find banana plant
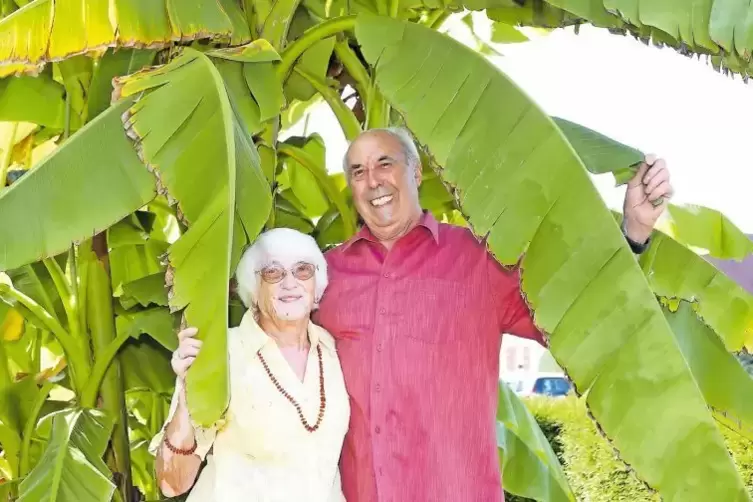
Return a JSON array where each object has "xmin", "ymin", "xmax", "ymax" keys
[{"xmin": 0, "ymin": 1, "xmax": 752, "ymax": 501}]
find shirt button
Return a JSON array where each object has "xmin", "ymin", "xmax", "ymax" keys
[
  {"xmin": 375, "ymin": 383, "xmax": 382, "ymax": 392},
  {"xmin": 379, "ymin": 307, "xmax": 386, "ymax": 315},
  {"xmin": 376, "ymin": 343, "xmax": 383, "ymax": 352},
  {"xmin": 383, "ymin": 272, "xmax": 390, "ymax": 278},
  {"xmin": 375, "ymin": 426, "xmax": 381, "ymax": 434}
]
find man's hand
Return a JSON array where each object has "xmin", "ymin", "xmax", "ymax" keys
[{"xmin": 622, "ymin": 154, "xmax": 673, "ymax": 244}]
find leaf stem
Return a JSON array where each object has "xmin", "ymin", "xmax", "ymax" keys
[
  {"xmin": 80, "ymin": 329, "xmax": 131, "ymax": 409},
  {"xmin": 333, "ymin": 40, "xmax": 370, "ymax": 106},
  {"xmin": 18, "ymin": 380, "xmax": 54, "ymax": 477},
  {"xmin": 293, "ymin": 67, "xmax": 362, "ymax": 140},
  {"xmin": 388, "ymin": 0, "xmax": 399, "ymax": 18},
  {"xmin": 277, "ymin": 16, "xmax": 357, "ymax": 82}
]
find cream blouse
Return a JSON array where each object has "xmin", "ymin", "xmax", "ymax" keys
[{"xmin": 150, "ymin": 312, "xmax": 350, "ymax": 502}]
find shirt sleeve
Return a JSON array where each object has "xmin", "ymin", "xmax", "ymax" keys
[
  {"xmin": 487, "ymin": 253, "xmax": 546, "ymax": 347},
  {"xmin": 148, "ymin": 378, "xmax": 219, "ymax": 461}
]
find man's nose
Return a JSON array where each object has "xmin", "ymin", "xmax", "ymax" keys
[{"xmin": 366, "ymin": 167, "xmax": 380, "ymax": 189}]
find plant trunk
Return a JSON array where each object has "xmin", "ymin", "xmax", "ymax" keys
[{"xmin": 87, "ymin": 233, "xmax": 134, "ymax": 502}]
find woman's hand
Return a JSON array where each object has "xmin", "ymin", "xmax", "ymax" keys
[{"xmin": 172, "ymin": 327, "xmax": 202, "ymax": 381}]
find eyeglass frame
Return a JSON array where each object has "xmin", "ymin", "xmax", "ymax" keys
[{"xmin": 255, "ymin": 261, "xmax": 318, "ymax": 284}]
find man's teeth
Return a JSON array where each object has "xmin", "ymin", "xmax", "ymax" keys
[{"xmin": 370, "ymin": 195, "xmax": 393, "ymax": 207}]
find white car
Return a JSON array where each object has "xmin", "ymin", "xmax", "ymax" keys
[{"xmin": 502, "ymin": 372, "xmax": 572, "ymax": 398}]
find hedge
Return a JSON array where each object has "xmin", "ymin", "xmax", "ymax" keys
[{"xmin": 505, "ymin": 396, "xmax": 753, "ymax": 501}]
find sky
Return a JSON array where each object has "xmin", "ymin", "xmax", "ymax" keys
[{"xmin": 286, "ymin": 17, "xmax": 753, "ymax": 232}]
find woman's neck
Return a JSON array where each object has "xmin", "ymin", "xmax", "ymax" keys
[{"xmin": 259, "ymin": 316, "xmax": 309, "ymax": 351}]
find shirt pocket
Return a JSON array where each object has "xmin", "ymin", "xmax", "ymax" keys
[{"xmin": 398, "ymin": 278, "xmax": 477, "ymax": 344}]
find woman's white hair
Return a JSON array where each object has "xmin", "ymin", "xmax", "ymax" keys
[{"xmin": 235, "ymin": 228, "xmax": 328, "ymax": 309}]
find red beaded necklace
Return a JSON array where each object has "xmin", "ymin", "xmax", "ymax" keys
[{"xmin": 257, "ymin": 344, "xmax": 326, "ymax": 432}]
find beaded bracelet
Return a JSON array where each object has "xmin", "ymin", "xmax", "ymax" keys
[{"xmin": 164, "ymin": 435, "xmax": 198, "ymax": 456}]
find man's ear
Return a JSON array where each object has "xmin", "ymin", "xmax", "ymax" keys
[{"xmin": 414, "ymin": 164, "xmax": 423, "ymax": 186}]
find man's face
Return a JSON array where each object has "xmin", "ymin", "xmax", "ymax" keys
[{"xmin": 345, "ymin": 131, "xmax": 422, "ymax": 241}]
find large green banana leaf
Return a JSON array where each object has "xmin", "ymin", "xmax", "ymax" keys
[
  {"xmin": 18, "ymin": 408, "xmax": 115, "ymax": 502},
  {"xmin": 665, "ymin": 301, "xmax": 753, "ymax": 441},
  {"xmin": 355, "ymin": 14, "xmax": 749, "ymax": 500},
  {"xmin": 552, "ymin": 117, "xmax": 753, "ymax": 352},
  {"xmin": 640, "ymin": 231, "xmax": 753, "ymax": 351},
  {"xmin": 497, "ymin": 381, "xmax": 575, "ymax": 502},
  {"xmin": 0, "ymin": 47, "xmax": 272, "ymax": 425},
  {"xmin": 0, "ymin": 0, "xmax": 247, "ymax": 77},
  {"xmin": 0, "ymin": 99, "xmax": 156, "ymax": 272},
  {"xmin": 113, "ymin": 48, "xmax": 272, "ymax": 426}
]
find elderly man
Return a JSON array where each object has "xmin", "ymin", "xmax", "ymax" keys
[{"xmin": 314, "ymin": 127, "xmax": 672, "ymax": 502}]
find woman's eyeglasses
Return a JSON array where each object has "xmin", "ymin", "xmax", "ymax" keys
[{"xmin": 257, "ymin": 262, "xmax": 317, "ymax": 284}]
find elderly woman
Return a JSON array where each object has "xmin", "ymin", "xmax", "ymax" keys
[{"xmin": 149, "ymin": 228, "xmax": 350, "ymax": 501}]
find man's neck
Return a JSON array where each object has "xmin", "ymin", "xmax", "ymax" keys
[
  {"xmin": 259, "ymin": 316, "xmax": 309, "ymax": 350},
  {"xmin": 373, "ymin": 210, "xmax": 423, "ymax": 250}
]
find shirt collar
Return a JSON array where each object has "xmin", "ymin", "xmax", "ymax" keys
[
  {"xmin": 236, "ymin": 310, "xmax": 336, "ymax": 357},
  {"xmin": 341, "ymin": 210, "xmax": 440, "ymax": 252}
]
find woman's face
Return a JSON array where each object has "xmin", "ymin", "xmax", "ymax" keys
[{"xmin": 256, "ymin": 260, "xmax": 316, "ymax": 323}]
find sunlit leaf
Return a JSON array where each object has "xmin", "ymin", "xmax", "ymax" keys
[
  {"xmin": 0, "ymin": 307, "xmax": 23, "ymax": 341},
  {"xmin": 114, "ymin": 48, "xmax": 271, "ymax": 426},
  {"xmin": 0, "ymin": 0, "xmax": 243, "ymax": 77}
]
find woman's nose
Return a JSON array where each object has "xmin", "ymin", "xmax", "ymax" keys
[{"xmin": 280, "ymin": 272, "xmax": 298, "ymax": 289}]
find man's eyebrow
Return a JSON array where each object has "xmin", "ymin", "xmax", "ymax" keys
[
  {"xmin": 348, "ymin": 162, "xmax": 362, "ymax": 171},
  {"xmin": 378, "ymin": 155, "xmax": 395, "ymax": 162}
]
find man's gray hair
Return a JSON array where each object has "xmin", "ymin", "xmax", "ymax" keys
[
  {"xmin": 342, "ymin": 127, "xmax": 421, "ymax": 173},
  {"xmin": 235, "ymin": 228, "xmax": 328, "ymax": 309}
]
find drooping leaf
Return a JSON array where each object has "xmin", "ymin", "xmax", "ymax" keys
[
  {"xmin": 213, "ymin": 58, "xmax": 264, "ymax": 136},
  {"xmin": 279, "ymin": 134, "xmax": 331, "ymax": 218},
  {"xmin": 86, "ymin": 48, "xmax": 157, "ymax": 120},
  {"xmin": 244, "ymin": 62, "xmax": 286, "ymax": 122},
  {"xmin": 553, "ymin": 117, "xmax": 643, "ymax": 185},
  {"xmin": 497, "ymin": 381, "xmax": 575, "ymax": 502},
  {"xmin": 0, "ymin": 0, "xmax": 244, "ymax": 77},
  {"xmin": 284, "ymin": 37, "xmax": 336, "ymax": 102},
  {"xmin": 274, "ymin": 194, "xmax": 317, "ymax": 234},
  {"xmin": 107, "ymin": 216, "xmax": 169, "ymax": 297},
  {"xmin": 663, "ymin": 204, "xmax": 753, "ymax": 261},
  {"xmin": 114, "ymin": 48, "xmax": 271, "ymax": 426},
  {"xmin": 0, "ymin": 72, "xmax": 66, "ymax": 128},
  {"xmin": 6, "ymin": 263, "xmax": 65, "ymax": 323},
  {"xmin": 356, "ymin": 15, "xmax": 749, "ymax": 500},
  {"xmin": 640, "ymin": 231, "xmax": 753, "ymax": 351},
  {"xmin": 116, "ymin": 307, "xmax": 176, "ymax": 352},
  {"xmin": 120, "ymin": 273, "xmax": 169, "ymax": 309},
  {"xmin": 18, "ymin": 408, "xmax": 115, "ymax": 502},
  {"xmin": 0, "ymin": 98, "xmax": 156, "ymax": 272},
  {"xmin": 120, "ymin": 337, "xmax": 175, "ymax": 394},
  {"xmin": 664, "ymin": 301, "xmax": 753, "ymax": 440}
]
